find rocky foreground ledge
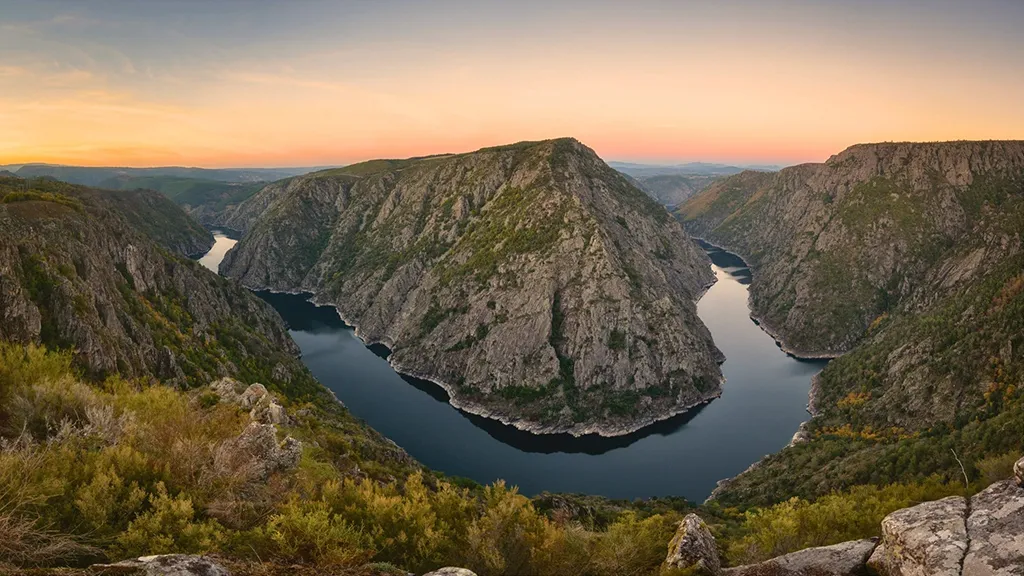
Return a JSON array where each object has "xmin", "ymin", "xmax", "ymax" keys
[{"xmin": 667, "ymin": 456, "xmax": 1024, "ymax": 576}]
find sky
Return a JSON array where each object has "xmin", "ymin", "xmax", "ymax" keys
[{"xmin": 1, "ymin": 0, "xmax": 1023, "ymax": 168}]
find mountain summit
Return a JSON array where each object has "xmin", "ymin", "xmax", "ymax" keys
[{"xmin": 221, "ymin": 138, "xmax": 724, "ymax": 436}]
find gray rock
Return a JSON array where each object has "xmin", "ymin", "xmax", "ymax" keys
[
  {"xmin": 231, "ymin": 422, "xmax": 302, "ymax": 479},
  {"xmin": 238, "ymin": 383, "xmax": 268, "ymax": 410},
  {"xmin": 963, "ymin": 479, "xmax": 1024, "ymax": 576},
  {"xmin": 867, "ymin": 495, "xmax": 967, "ymax": 576},
  {"xmin": 209, "ymin": 377, "xmax": 243, "ymax": 402},
  {"xmin": 90, "ymin": 554, "xmax": 229, "ymax": 575},
  {"xmin": 249, "ymin": 395, "xmax": 289, "ymax": 426},
  {"xmin": 724, "ymin": 538, "xmax": 876, "ymax": 576},
  {"xmin": 422, "ymin": 569, "xmax": 477, "ymax": 576},
  {"xmin": 1014, "ymin": 456, "xmax": 1023, "ymax": 487},
  {"xmin": 665, "ymin": 513, "xmax": 721, "ymax": 575}
]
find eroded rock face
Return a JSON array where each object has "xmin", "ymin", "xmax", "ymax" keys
[
  {"xmin": 0, "ymin": 179, "xmax": 300, "ymax": 387},
  {"xmin": 867, "ymin": 496, "xmax": 968, "ymax": 576},
  {"xmin": 724, "ymin": 538, "xmax": 876, "ymax": 576},
  {"xmin": 89, "ymin": 554, "xmax": 229, "ymax": 576},
  {"xmin": 665, "ymin": 513, "xmax": 721, "ymax": 575},
  {"xmin": 221, "ymin": 138, "xmax": 723, "ymax": 437},
  {"xmin": 679, "ymin": 141, "xmax": 1024, "ymax": 359},
  {"xmin": 964, "ymin": 480, "xmax": 1024, "ymax": 576},
  {"xmin": 1014, "ymin": 456, "xmax": 1023, "ymax": 487}
]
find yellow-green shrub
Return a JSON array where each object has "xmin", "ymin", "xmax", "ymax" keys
[
  {"xmin": 726, "ymin": 478, "xmax": 963, "ymax": 564},
  {"xmin": 115, "ymin": 482, "xmax": 225, "ymax": 558}
]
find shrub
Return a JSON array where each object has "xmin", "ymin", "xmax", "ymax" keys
[
  {"xmin": 726, "ymin": 478, "xmax": 963, "ymax": 564},
  {"xmin": 115, "ymin": 482, "xmax": 225, "ymax": 557},
  {"xmin": 588, "ymin": 512, "xmax": 676, "ymax": 576},
  {"xmin": 263, "ymin": 499, "xmax": 373, "ymax": 566}
]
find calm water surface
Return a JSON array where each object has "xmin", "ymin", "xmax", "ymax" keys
[{"xmin": 201, "ymin": 233, "xmax": 825, "ymax": 501}]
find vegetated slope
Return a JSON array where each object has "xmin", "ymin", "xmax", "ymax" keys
[
  {"xmin": 679, "ymin": 141, "xmax": 1024, "ymax": 357},
  {"xmin": 677, "ymin": 141, "xmax": 1024, "ymax": 506},
  {"xmin": 0, "ymin": 176, "xmax": 313, "ymax": 391},
  {"xmin": 97, "ymin": 174, "xmax": 265, "ymax": 228},
  {"xmin": 222, "ymin": 138, "xmax": 723, "ymax": 436},
  {"xmin": 632, "ymin": 174, "xmax": 721, "ymax": 208}
]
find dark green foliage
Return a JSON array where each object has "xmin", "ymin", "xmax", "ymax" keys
[{"xmin": 607, "ymin": 329, "xmax": 627, "ymax": 351}]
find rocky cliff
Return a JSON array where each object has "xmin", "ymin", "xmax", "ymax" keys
[
  {"xmin": 682, "ymin": 142, "xmax": 1024, "ymax": 506},
  {"xmin": 679, "ymin": 141, "xmax": 1024, "ymax": 357},
  {"xmin": 221, "ymin": 138, "xmax": 723, "ymax": 436},
  {"xmin": 0, "ymin": 176, "xmax": 310, "ymax": 392}
]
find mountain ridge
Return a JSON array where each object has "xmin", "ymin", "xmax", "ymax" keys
[{"xmin": 220, "ymin": 138, "xmax": 725, "ymax": 437}]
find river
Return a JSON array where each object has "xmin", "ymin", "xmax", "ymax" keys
[{"xmin": 199, "ymin": 231, "xmax": 825, "ymax": 501}]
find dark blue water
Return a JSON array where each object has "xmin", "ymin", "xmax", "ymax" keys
[{"xmin": 201, "ymin": 233, "xmax": 826, "ymax": 501}]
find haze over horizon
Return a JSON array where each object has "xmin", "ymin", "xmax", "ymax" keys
[{"xmin": 2, "ymin": 0, "xmax": 1023, "ymax": 168}]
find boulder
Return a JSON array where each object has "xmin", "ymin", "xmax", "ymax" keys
[
  {"xmin": 866, "ymin": 496, "xmax": 967, "ymax": 576},
  {"xmin": 238, "ymin": 383, "xmax": 268, "ymax": 410},
  {"xmin": 422, "ymin": 569, "xmax": 477, "ymax": 576},
  {"xmin": 723, "ymin": 538, "xmax": 877, "ymax": 576},
  {"xmin": 1014, "ymin": 456, "xmax": 1023, "ymax": 487},
  {"xmin": 90, "ymin": 554, "xmax": 229, "ymax": 575},
  {"xmin": 231, "ymin": 422, "xmax": 302, "ymax": 479},
  {"xmin": 209, "ymin": 377, "xmax": 244, "ymax": 403},
  {"xmin": 249, "ymin": 394, "xmax": 289, "ymax": 426},
  {"xmin": 665, "ymin": 513, "xmax": 721, "ymax": 575},
  {"xmin": 963, "ymin": 479, "xmax": 1024, "ymax": 576}
]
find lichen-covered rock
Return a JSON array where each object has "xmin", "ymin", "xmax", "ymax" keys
[
  {"xmin": 665, "ymin": 513, "xmax": 721, "ymax": 575},
  {"xmin": 1014, "ymin": 456, "xmax": 1024, "ymax": 487},
  {"xmin": 963, "ymin": 479, "xmax": 1024, "ymax": 576},
  {"xmin": 89, "ymin": 554, "xmax": 229, "ymax": 575},
  {"xmin": 210, "ymin": 377, "xmax": 244, "ymax": 402},
  {"xmin": 867, "ymin": 495, "xmax": 967, "ymax": 576},
  {"xmin": 238, "ymin": 383, "xmax": 268, "ymax": 409},
  {"xmin": 230, "ymin": 422, "xmax": 302, "ymax": 479},
  {"xmin": 723, "ymin": 538, "xmax": 876, "ymax": 576},
  {"xmin": 422, "ymin": 569, "xmax": 477, "ymax": 576},
  {"xmin": 221, "ymin": 138, "xmax": 724, "ymax": 437}
]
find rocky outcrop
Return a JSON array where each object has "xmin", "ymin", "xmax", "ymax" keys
[
  {"xmin": 0, "ymin": 176, "xmax": 302, "ymax": 387},
  {"xmin": 867, "ymin": 496, "xmax": 968, "ymax": 576},
  {"xmin": 229, "ymin": 422, "xmax": 302, "ymax": 480},
  {"xmin": 1014, "ymin": 456, "xmax": 1023, "ymax": 487},
  {"xmin": 724, "ymin": 539, "xmax": 876, "ymax": 576},
  {"xmin": 700, "ymin": 474, "xmax": 1024, "ymax": 576},
  {"xmin": 89, "ymin": 554, "xmax": 229, "ymax": 575},
  {"xmin": 665, "ymin": 514, "xmax": 722, "ymax": 575},
  {"xmin": 210, "ymin": 379, "xmax": 290, "ymax": 425},
  {"xmin": 963, "ymin": 480, "xmax": 1024, "ymax": 575},
  {"xmin": 221, "ymin": 138, "xmax": 723, "ymax": 436}
]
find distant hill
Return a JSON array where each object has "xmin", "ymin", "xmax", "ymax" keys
[
  {"xmin": 0, "ymin": 170, "xmax": 18, "ymax": 178},
  {"xmin": 610, "ymin": 162, "xmax": 781, "ymax": 206},
  {"xmin": 609, "ymin": 161, "xmax": 781, "ymax": 178},
  {"xmin": 12, "ymin": 164, "xmax": 338, "ymax": 227},
  {"xmin": 14, "ymin": 164, "xmax": 334, "ymax": 187}
]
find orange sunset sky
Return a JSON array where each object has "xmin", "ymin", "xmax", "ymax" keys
[{"xmin": 2, "ymin": 0, "xmax": 1023, "ymax": 168}]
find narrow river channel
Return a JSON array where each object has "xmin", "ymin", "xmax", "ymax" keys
[{"xmin": 199, "ymin": 232, "xmax": 825, "ymax": 501}]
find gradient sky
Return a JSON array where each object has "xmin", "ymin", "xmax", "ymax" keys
[{"xmin": 2, "ymin": 0, "xmax": 1023, "ymax": 167}]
